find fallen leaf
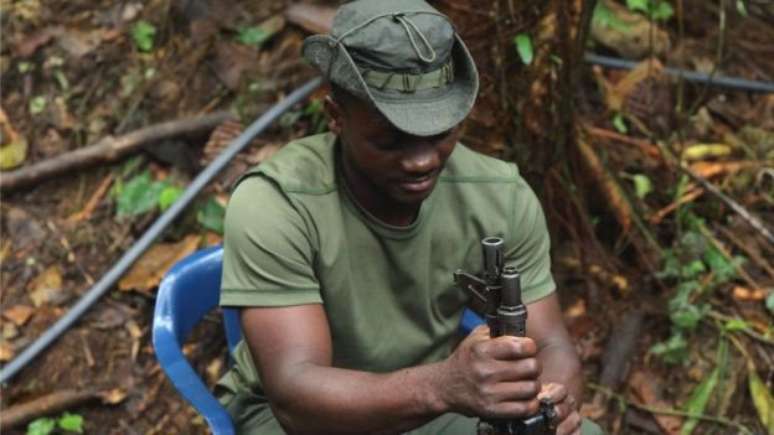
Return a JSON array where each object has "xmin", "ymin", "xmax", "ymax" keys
[
  {"xmin": 126, "ymin": 320, "xmax": 143, "ymax": 339},
  {"xmin": 206, "ymin": 356, "xmax": 224, "ymax": 384},
  {"xmin": 0, "ymin": 340, "xmax": 14, "ymax": 362},
  {"xmin": 118, "ymin": 235, "xmax": 201, "ymax": 292},
  {"xmin": 563, "ymin": 299, "xmax": 586, "ymax": 320},
  {"xmin": 204, "ymin": 231, "xmax": 222, "ymax": 246},
  {"xmin": 748, "ymin": 364, "xmax": 774, "ymax": 434},
  {"xmin": 732, "ymin": 286, "xmax": 767, "ymax": 302},
  {"xmin": 14, "ymin": 26, "xmax": 59, "ymax": 57},
  {"xmin": 689, "ymin": 161, "xmax": 756, "ymax": 179},
  {"xmin": 629, "ymin": 370, "xmax": 683, "ymax": 435},
  {"xmin": 3, "ymin": 322, "xmax": 19, "ymax": 340},
  {"xmin": 57, "ymin": 28, "xmax": 103, "ymax": 58},
  {"xmin": 28, "ymin": 265, "xmax": 66, "ymax": 307},
  {"xmin": 3, "ymin": 305, "xmax": 35, "ymax": 326},
  {"xmin": 681, "ymin": 339, "xmax": 727, "ymax": 434},
  {"xmin": 0, "ymin": 239, "xmax": 12, "ymax": 263},
  {"xmin": 681, "ymin": 143, "xmax": 732, "ymax": 161},
  {"xmin": 0, "ymin": 106, "xmax": 28, "ymax": 170},
  {"xmin": 99, "ymin": 388, "xmax": 128, "ymax": 405},
  {"xmin": 285, "ymin": 3, "xmax": 336, "ymax": 34}
]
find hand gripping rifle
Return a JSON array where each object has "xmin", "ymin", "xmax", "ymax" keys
[{"xmin": 454, "ymin": 237, "xmax": 557, "ymax": 435}]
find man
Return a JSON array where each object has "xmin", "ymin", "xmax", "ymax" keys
[{"xmin": 216, "ymin": 1, "xmax": 601, "ymax": 434}]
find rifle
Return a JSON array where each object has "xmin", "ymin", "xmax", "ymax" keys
[{"xmin": 454, "ymin": 237, "xmax": 557, "ymax": 435}]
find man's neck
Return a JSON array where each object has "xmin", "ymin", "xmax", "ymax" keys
[{"xmin": 339, "ymin": 156, "xmax": 420, "ymax": 228}]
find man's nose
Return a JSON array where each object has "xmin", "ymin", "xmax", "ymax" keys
[{"xmin": 400, "ymin": 143, "xmax": 440, "ymax": 175}]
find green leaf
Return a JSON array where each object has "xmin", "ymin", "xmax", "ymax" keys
[
  {"xmin": 626, "ymin": 0, "xmax": 650, "ymax": 13},
  {"xmin": 652, "ymin": 1, "xmax": 674, "ymax": 20},
  {"xmin": 766, "ymin": 292, "xmax": 774, "ymax": 315},
  {"xmin": 115, "ymin": 171, "xmax": 168, "ymax": 217},
  {"xmin": 670, "ymin": 303, "xmax": 706, "ymax": 331},
  {"xmin": 724, "ymin": 318, "xmax": 749, "ymax": 332},
  {"xmin": 197, "ymin": 198, "xmax": 226, "ymax": 234},
  {"xmin": 131, "ymin": 20, "xmax": 156, "ymax": 52},
  {"xmin": 58, "ymin": 412, "xmax": 84, "ymax": 433},
  {"xmin": 612, "ymin": 112, "xmax": 628, "ymax": 133},
  {"xmin": 680, "ymin": 338, "xmax": 727, "ymax": 434},
  {"xmin": 736, "ymin": 0, "xmax": 748, "ymax": 16},
  {"xmin": 513, "ymin": 33, "xmax": 533, "ymax": 65},
  {"xmin": 592, "ymin": 2, "xmax": 630, "ymax": 32},
  {"xmin": 748, "ymin": 365, "xmax": 774, "ymax": 433},
  {"xmin": 237, "ymin": 26, "xmax": 270, "ymax": 47},
  {"xmin": 632, "ymin": 174, "xmax": 652, "ymax": 199},
  {"xmin": 27, "ymin": 418, "xmax": 56, "ymax": 435},
  {"xmin": 649, "ymin": 333, "xmax": 688, "ymax": 365},
  {"xmin": 680, "ymin": 259, "xmax": 706, "ymax": 280},
  {"xmin": 158, "ymin": 185, "xmax": 184, "ymax": 211},
  {"xmin": 29, "ymin": 96, "xmax": 47, "ymax": 115}
]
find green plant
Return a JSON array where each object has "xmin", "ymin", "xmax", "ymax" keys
[
  {"xmin": 131, "ymin": 20, "xmax": 156, "ymax": 52},
  {"xmin": 27, "ymin": 412, "xmax": 84, "ymax": 435},
  {"xmin": 650, "ymin": 214, "xmax": 746, "ymax": 365},
  {"xmin": 513, "ymin": 33, "xmax": 533, "ymax": 65},
  {"xmin": 197, "ymin": 197, "xmax": 226, "ymax": 234},
  {"xmin": 626, "ymin": 0, "xmax": 674, "ymax": 21},
  {"xmin": 112, "ymin": 170, "xmax": 173, "ymax": 217},
  {"xmin": 592, "ymin": 2, "xmax": 630, "ymax": 32},
  {"xmin": 237, "ymin": 26, "xmax": 271, "ymax": 47}
]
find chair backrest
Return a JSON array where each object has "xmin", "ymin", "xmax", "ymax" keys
[
  {"xmin": 152, "ymin": 245, "xmax": 240, "ymax": 435},
  {"xmin": 154, "ymin": 245, "xmax": 242, "ymax": 353}
]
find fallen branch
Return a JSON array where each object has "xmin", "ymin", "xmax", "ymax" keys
[
  {"xmin": 680, "ymin": 162, "xmax": 774, "ymax": 247},
  {"xmin": 0, "ymin": 389, "xmax": 97, "ymax": 430},
  {"xmin": 588, "ymin": 384, "xmax": 754, "ymax": 435},
  {"xmin": 0, "ymin": 111, "xmax": 236, "ymax": 192}
]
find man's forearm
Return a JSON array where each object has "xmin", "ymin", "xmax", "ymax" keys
[
  {"xmin": 268, "ymin": 360, "xmax": 449, "ymax": 434},
  {"xmin": 537, "ymin": 339, "xmax": 583, "ymax": 402}
]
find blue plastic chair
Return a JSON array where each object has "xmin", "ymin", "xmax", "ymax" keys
[
  {"xmin": 152, "ymin": 245, "xmax": 485, "ymax": 435},
  {"xmin": 152, "ymin": 245, "xmax": 241, "ymax": 435}
]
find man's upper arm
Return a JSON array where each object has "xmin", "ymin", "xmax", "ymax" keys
[
  {"xmin": 220, "ymin": 175, "xmax": 320, "ymax": 307},
  {"xmin": 506, "ymin": 178, "xmax": 555, "ymax": 304}
]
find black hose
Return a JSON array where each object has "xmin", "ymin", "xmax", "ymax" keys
[
  {"xmin": 0, "ymin": 77, "xmax": 323, "ymax": 384},
  {"xmin": 584, "ymin": 52, "xmax": 774, "ymax": 93}
]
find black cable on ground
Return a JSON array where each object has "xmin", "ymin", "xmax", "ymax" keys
[
  {"xmin": 584, "ymin": 52, "xmax": 774, "ymax": 93},
  {"xmin": 0, "ymin": 77, "xmax": 323, "ymax": 384}
]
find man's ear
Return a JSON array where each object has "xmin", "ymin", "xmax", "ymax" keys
[{"xmin": 324, "ymin": 95, "xmax": 344, "ymax": 135}]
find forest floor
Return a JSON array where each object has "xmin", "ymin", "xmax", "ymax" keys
[{"xmin": 1, "ymin": 0, "xmax": 772, "ymax": 434}]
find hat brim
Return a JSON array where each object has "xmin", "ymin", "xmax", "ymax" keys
[{"xmin": 303, "ymin": 33, "xmax": 479, "ymax": 137}]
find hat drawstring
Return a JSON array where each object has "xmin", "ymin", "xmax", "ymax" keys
[
  {"xmin": 394, "ymin": 14, "xmax": 437, "ymax": 64},
  {"xmin": 332, "ymin": 11, "xmax": 445, "ymax": 65}
]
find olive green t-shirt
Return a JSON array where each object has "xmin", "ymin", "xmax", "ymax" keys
[{"xmin": 216, "ymin": 132, "xmax": 555, "ymax": 431}]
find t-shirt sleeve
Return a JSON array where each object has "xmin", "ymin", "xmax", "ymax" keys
[
  {"xmin": 220, "ymin": 175, "xmax": 321, "ymax": 307},
  {"xmin": 506, "ymin": 176, "xmax": 556, "ymax": 304}
]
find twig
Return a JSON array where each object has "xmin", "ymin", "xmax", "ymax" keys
[
  {"xmin": 696, "ymin": 222, "xmax": 763, "ymax": 292},
  {"xmin": 680, "ymin": 162, "xmax": 774, "ymax": 247},
  {"xmin": 587, "ymin": 383, "xmax": 754, "ymax": 435},
  {"xmin": 708, "ymin": 310, "xmax": 774, "ymax": 347},
  {"xmin": 583, "ymin": 125, "xmax": 663, "ymax": 160},
  {"xmin": 715, "ymin": 225, "xmax": 774, "ymax": 280},
  {"xmin": 67, "ymin": 173, "xmax": 115, "ymax": 223},
  {"xmin": 649, "ymin": 186, "xmax": 704, "ymax": 224},
  {"xmin": 0, "ymin": 111, "xmax": 236, "ymax": 192},
  {"xmin": 0, "ymin": 389, "xmax": 98, "ymax": 430}
]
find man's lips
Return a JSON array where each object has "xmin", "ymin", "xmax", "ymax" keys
[{"xmin": 396, "ymin": 173, "xmax": 437, "ymax": 192}]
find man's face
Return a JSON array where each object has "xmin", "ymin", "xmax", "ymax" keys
[{"xmin": 327, "ymin": 94, "xmax": 460, "ymax": 207}]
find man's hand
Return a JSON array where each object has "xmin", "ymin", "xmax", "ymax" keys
[
  {"xmin": 539, "ymin": 382, "xmax": 582, "ymax": 435},
  {"xmin": 435, "ymin": 325, "xmax": 543, "ymax": 419}
]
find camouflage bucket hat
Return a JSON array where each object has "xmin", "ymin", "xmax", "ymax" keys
[{"xmin": 302, "ymin": 0, "xmax": 479, "ymax": 137}]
